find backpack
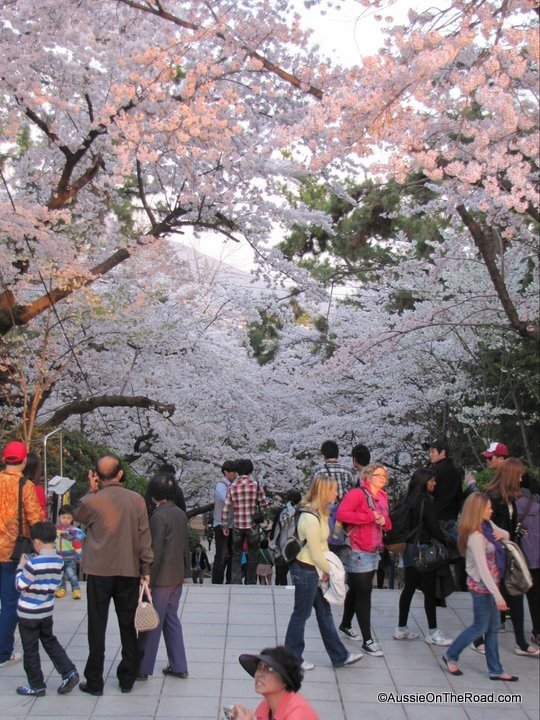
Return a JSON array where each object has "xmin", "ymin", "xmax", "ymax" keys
[
  {"xmin": 503, "ymin": 540, "xmax": 533, "ymax": 596},
  {"xmin": 328, "ymin": 499, "xmax": 349, "ymax": 547},
  {"xmin": 384, "ymin": 500, "xmax": 417, "ymax": 554},
  {"xmin": 516, "ymin": 491, "xmax": 540, "ymax": 569},
  {"xmin": 270, "ymin": 505, "xmax": 319, "ymax": 564}
]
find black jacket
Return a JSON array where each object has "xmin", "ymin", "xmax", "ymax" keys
[
  {"xmin": 430, "ymin": 458, "xmax": 463, "ymax": 521},
  {"xmin": 409, "ymin": 494, "xmax": 446, "ymax": 545},
  {"xmin": 487, "ymin": 491, "xmax": 518, "ymax": 541}
]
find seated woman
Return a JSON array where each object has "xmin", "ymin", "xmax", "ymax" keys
[{"xmin": 229, "ymin": 645, "xmax": 319, "ymax": 720}]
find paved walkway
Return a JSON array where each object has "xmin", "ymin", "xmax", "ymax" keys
[{"xmin": 1, "ymin": 584, "xmax": 538, "ymax": 720}]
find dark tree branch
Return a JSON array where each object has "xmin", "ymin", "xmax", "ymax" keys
[
  {"xmin": 43, "ymin": 394, "xmax": 175, "ymax": 428},
  {"xmin": 456, "ymin": 204, "xmax": 539, "ymax": 342}
]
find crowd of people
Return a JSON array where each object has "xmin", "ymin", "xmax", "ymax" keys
[{"xmin": 0, "ymin": 434, "xmax": 538, "ymax": 717}]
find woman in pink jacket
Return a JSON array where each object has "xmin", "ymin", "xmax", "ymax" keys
[{"xmin": 336, "ymin": 463, "xmax": 391, "ymax": 657}]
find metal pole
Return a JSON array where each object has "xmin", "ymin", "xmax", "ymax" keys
[{"xmin": 43, "ymin": 427, "xmax": 63, "ymax": 497}]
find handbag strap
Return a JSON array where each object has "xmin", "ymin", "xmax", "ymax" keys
[
  {"xmin": 414, "ymin": 498, "xmax": 426, "ymax": 547},
  {"xmin": 138, "ymin": 580, "xmax": 153, "ymax": 605}
]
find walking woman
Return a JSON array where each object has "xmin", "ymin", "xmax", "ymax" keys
[
  {"xmin": 482, "ymin": 458, "xmax": 539, "ymax": 656},
  {"xmin": 137, "ymin": 473, "xmax": 189, "ymax": 679},
  {"xmin": 336, "ymin": 463, "xmax": 391, "ymax": 656},
  {"xmin": 442, "ymin": 493, "xmax": 518, "ymax": 681},
  {"xmin": 394, "ymin": 468, "xmax": 452, "ymax": 646},
  {"xmin": 284, "ymin": 474, "xmax": 362, "ymax": 670}
]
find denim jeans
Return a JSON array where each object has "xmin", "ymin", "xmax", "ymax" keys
[
  {"xmin": 445, "ymin": 591, "xmax": 504, "ymax": 676},
  {"xmin": 0, "ymin": 562, "xmax": 19, "ymax": 663},
  {"xmin": 59, "ymin": 560, "xmax": 79, "ymax": 591},
  {"xmin": 284, "ymin": 562, "xmax": 348, "ymax": 666}
]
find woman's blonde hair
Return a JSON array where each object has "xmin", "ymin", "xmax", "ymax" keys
[
  {"xmin": 485, "ymin": 458, "xmax": 524, "ymax": 504},
  {"xmin": 457, "ymin": 492, "xmax": 491, "ymax": 556},
  {"xmin": 301, "ymin": 474, "xmax": 337, "ymax": 518}
]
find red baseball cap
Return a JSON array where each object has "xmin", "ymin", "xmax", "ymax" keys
[
  {"xmin": 481, "ymin": 442, "xmax": 509, "ymax": 458},
  {"xmin": 2, "ymin": 440, "xmax": 28, "ymax": 464}
]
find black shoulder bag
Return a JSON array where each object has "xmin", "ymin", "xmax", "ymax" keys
[
  {"xmin": 412, "ymin": 498, "xmax": 449, "ymax": 574},
  {"xmin": 10, "ymin": 478, "xmax": 34, "ymax": 562}
]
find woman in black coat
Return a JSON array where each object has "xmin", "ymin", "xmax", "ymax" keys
[{"xmin": 394, "ymin": 468, "xmax": 452, "ymax": 646}]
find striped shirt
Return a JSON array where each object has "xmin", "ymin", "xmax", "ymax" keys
[
  {"xmin": 16, "ymin": 549, "xmax": 64, "ymax": 620},
  {"xmin": 312, "ymin": 460, "xmax": 355, "ymax": 501}
]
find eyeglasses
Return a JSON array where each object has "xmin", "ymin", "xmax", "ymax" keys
[{"xmin": 255, "ymin": 663, "xmax": 278, "ymax": 675}]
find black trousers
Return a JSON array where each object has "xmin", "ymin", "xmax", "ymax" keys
[
  {"xmin": 212, "ymin": 526, "xmax": 232, "ymax": 584},
  {"xmin": 85, "ymin": 575, "xmax": 139, "ymax": 691},
  {"xmin": 274, "ymin": 557, "xmax": 290, "ymax": 586},
  {"xmin": 19, "ymin": 616, "xmax": 75, "ymax": 689}
]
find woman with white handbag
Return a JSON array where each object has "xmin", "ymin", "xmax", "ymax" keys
[{"xmin": 137, "ymin": 473, "xmax": 190, "ymax": 679}]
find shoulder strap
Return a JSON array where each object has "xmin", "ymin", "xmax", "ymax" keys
[
  {"xmin": 17, "ymin": 477, "xmax": 27, "ymax": 536},
  {"xmin": 298, "ymin": 508, "xmax": 320, "ymax": 523},
  {"xmin": 360, "ymin": 486, "xmax": 376, "ymax": 511},
  {"xmin": 414, "ymin": 498, "xmax": 426, "ymax": 545}
]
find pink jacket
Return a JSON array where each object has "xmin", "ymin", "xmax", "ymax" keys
[{"xmin": 336, "ymin": 482, "xmax": 392, "ymax": 553}]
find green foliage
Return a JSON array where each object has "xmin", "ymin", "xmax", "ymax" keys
[
  {"xmin": 280, "ymin": 173, "xmax": 446, "ymax": 285},
  {"xmin": 247, "ymin": 309, "xmax": 283, "ymax": 365},
  {"xmin": 469, "ymin": 468, "xmax": 494, "ymax": 489},
  {"xmin": 187, "ymin": 525, "xmax": 201, "ymax": 551},
  {"xmin": 42, "ymin": 430, "xmax": 147, "ymax": 500}
]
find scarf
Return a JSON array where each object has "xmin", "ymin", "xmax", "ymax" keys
[{"xmin": 481, "ymin": 520, "xmax": 506, "ymax": 578}]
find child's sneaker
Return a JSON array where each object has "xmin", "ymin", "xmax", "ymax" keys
[
  {"xmin": 57, "ymin": 670, "xmax": 79, "ymax": 694},
  {"xmin": 72, "ymin": 589, "xmax": 81, "ymax": 600},
  {"xmin": 55, "ymin": 588, "xmax": 67, "ymax": 598},
  {"xmin": 16, "ymin": 685, "xmax": 46, "ymax": 697}
]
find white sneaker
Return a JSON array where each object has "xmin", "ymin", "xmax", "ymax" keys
[
  {"xmin": 301, "ymin": 660, "xmax": 315, "ymax": 671},
  {"xmin": 342, "ymin": 652, "xmax": 363, "ymax": 666},
  {"xmin": 393, "ymin": 627, "xmax": 419, "ymax": 641},
  {"xmin": 0, "ymin": 652, "xmax": 22, "ymax": 669},
  {"xmin": 362, "ymin": 640, "xmax": 384, "ymax": 656},
  {"xmin": 424, "ymin": 630, "xmax": 452, "ymax": 646}
]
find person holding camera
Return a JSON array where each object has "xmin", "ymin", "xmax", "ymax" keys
[{"xmin": 222, "ymin": 459, "xmax": 268, "ymax": 585}]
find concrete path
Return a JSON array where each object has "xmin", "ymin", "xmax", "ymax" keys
[{"xmin": 0, "ymin": 585, "xmax": 538, "ymax": 719}]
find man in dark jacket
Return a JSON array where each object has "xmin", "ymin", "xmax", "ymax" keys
[{"xmin": 428, "ymin": 440, "xmax": 463, "ymax": 521}]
